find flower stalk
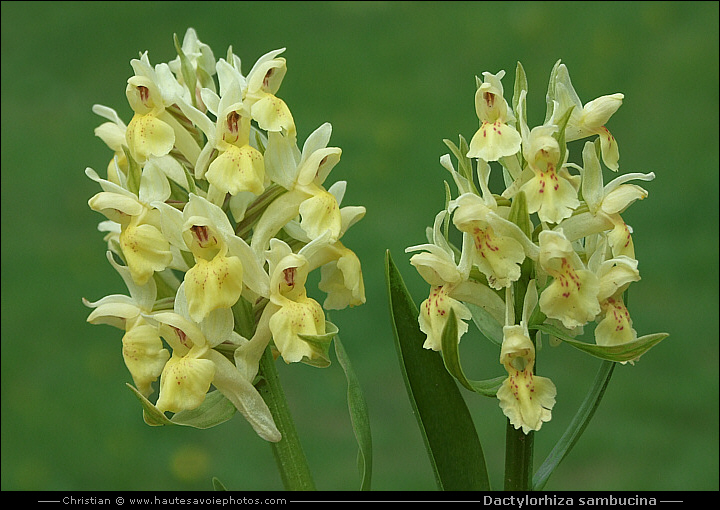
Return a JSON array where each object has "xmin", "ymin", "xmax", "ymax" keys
[{"xmin": 256, "ymin": 346, "xmax": 316, "ymax": 491}]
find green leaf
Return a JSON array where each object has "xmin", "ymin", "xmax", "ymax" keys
[
  {"xmin": 126, "ymin": 383, "xmax": 174, "ymax": 426},
  {"xmin": 298, "ymin": 320, "xmax": 338, "ymax": 368},
  {"xmin": 552, "ymin": 105, "xmax": 575, "ymax": 173},
  {"xmin": 122, "ymin": 145, "xmax": 141, "ymax": 197},
  {"xmin": 443, "ymin": 136, "xmax": 478, "ymax": 195},
  {"xmin": 183, "ymin": 162, "xmax": 197, "ymax": 195},
  {"xmin": 533, "ymin": 360, "xmax": 615, "ymax": 490},
  {"xmin": 507, "ymin": 190, "xmax": 532, "ymax": 239},
  {"xmin": 212, "ymin": 477, "xmax": 228, "ymax": 491},
  {"xmin": 173, "ymin": 33, "xmax": 198, "ymax": 109},
  {"xmin": 171, "ymin": 390, "xmax": 237, "ymax": 429},
  {"xmin": 231, "ymin": 296, "xmax": 256, "ymax": 339},
  {"xmin": 441, "ymin": 308, "xmax": 504, "ymax": 397},
  {"xmin": 385, "ymin": 250, "xmax": 490, "ymax": 490},
  {"xmin": 533, "ymin": 324, "xmax": 668, "ymax": 363},
  {"xmin": 334, "ymin": 334, "xmax": 373, "ymax": 490},
  {"xmin": 467, "ymin": 302, "xmax": 503, "ymax": 346},
  {"xmin": 126, "ymin": 384, "xmax": 237, "ymax": 429},
  {"xmin": 512, "ymin": 61, "xmax": 528, "ymax": 120}
]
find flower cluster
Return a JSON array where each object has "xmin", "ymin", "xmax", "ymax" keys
[
  {"xmin": 84, "ymin": 29, "xmax": 366, "ymax": 441},
  {"xmin": 406, "ymin": 61, "xmax": 658, "ymax": 434}
]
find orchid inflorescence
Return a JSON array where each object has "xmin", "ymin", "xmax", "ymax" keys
[
  {"xmin": 83, "ymin": 29, "xmax": 366, "ymax": 442},
  {"xmin": 406, "ymin": 61, "xmax": 665, "ymax": 434}
]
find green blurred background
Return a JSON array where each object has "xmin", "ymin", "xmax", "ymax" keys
[{"xmin": 2, "ymin": 1, "xmax": 718, "ymax": 492}]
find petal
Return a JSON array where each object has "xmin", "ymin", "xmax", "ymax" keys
[
  {"xmin": 269, "ymin": 297, "xmax": 326, "ymax": 364},
  {"xmin": 418, "ymin": 285, "xmax": 471, "ymax": 351},
  {"xmin": 521, "ymin": 170, "xmax": 579, "ymax": 224},
  {"xmin": 206, "ymin": 145, "xmax": 265, "ymax": 196},
  {"xmin": 122, "ymin": 321, "xmax": 170, "ymax": 397},
  {"xmin": 296, "ymin": 147, "xmax": 342, "ymax": 187},
  {"xmin": 597, "ymin": 256, "xmax": 640, "ymax": 301},
  {"xmin": 607, "ymin": 216, "xmax": 635, "ymax": 258},
  {"xmin": 138, "ymin": 159, "xmax": 172, "ymax": 204},
  {"xmin": 88, "ymin": 191, "xmax": 143, "ymax": 225},
  {"xmin": 151, "ymin": 311, "xmax": 208, "ymax": 350},
  {"xmin": 468, "ymin": 121, "xmax": 522, "ymax": 162},
  {"xmin": 184, "ymin": 254, "xmax": 244, "ymax": 323},
  {"xmin": 408, "ymin": 249, "xmax": 462, "ymax": 286},
  {"xmin": 125, "ymin": 113, "xmax": 175, "ymax": 162},
  {"xmin": 318, "ymin": 248, "xmax": 366, "ymax": 309},
  {"xmin": 581, "ymin": 141, "xmax": 604, "ymax": 214},
  {"xmin": 119, "ymin": 222, "xmax": 172, "ymax": 285},
  {"xmin": 299, "ymin": 190, "xmax": 342, "ymax": 241},
  {"xmin": 601, "ymin": 184, "xmax": 648, "ymax": 215},
  {"xmin": 251, "ymin": 94, "xmax": 295, "ymax": 135},
  {"xmin": 225, "ymin": 235, "xmax": 270, "ymax": 298},
  {"xmin": 595, "ymin": 297, "xmax": 637, "ymax": 347},
  {"xmin": 250, "ymin": 189, "xmax": 307, "ymax": 254},
  {"xmin": 539, "ymin": 267, "xmax": 601, "ymax": 329},
  {"xmin": 300, "ymin": 123, "xmax": 332, "ymax": 165},
  {"xmin": 580, "ymin": 94, "xmax": 623, "ymax": 130},
  {"xmin": 467, "ymin": 224, "xmax": 525, "ymax": 289},
  {"xmin": 247, "ymin": 50, "xmax": 287, "ymax": 94},
  {"xmin": 184, "ymin": 193, "xmax": 236, "ymax": 239},
  {"xmin": 84, "ymin": 295, "xmax": 139, "ymax": 329},
  {"xmin": 497, "ymin": 372, "xmax": 556, "ymax": 434},
  {"xmin": 156, "ymin": 351, "xmax": 215, "ymax": 413},
  {"xmin": 598, "ymin": 126, "xmax": 620, "ymax": 172},
  {"xmin": 265, "ymin": 131, "xmax": 301, "ymax": 189}
]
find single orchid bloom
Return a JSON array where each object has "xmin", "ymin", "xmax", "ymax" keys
[
  {"xmin": 281, "ymin": 180, "xmax": 366, "ymax": 310},
  {"xmin": 86, "ymin": 166, "xmax": 173, "ymax": 286},
  {"xmin": 84, "ymin": 251, "xmax": 170, "ymax": 397},
  {"xmin": 250, "ymin": 123, "xmax": 349, "ymax": 253},
  {"xmin": 244, "ymin": 48, "xmax": 296, "ymax": 137},
  {"xmin": 515, "ymin": 90, "xmax": 580, "ymax": 224},
  {"xmin": 537, "ymin": 229, "xmax": 601, "ymax": 330},
  {"xmin": 147, "ymin": 310, "xmax": 280, "ymax": 442},
  {"xmin": 587, "ymin": 241, "xmax": 641, "ymax": 347},
  {"xmin": 262, "ymin": 237, "xmax": 335, "ymax": 365},
  {"xmin": 551, "ymin": 62, "xmax": 623, "ymax": 171},
  {"xmin": 467, "ymin": 70, "xmax": 522, "ymax": 162},
  {"xmin": 497, "ymin": 282, "xmax": 557, "ymax": 434},
  {"xmin": 125, "ymin": 52, "xmax": 201, "ymax": 166},
  {"xmin": 556, "ymin": 142, "xmax": 654, "ymax": 259},
  {"xmin": 177, "ymin": 58, "xmax": 265, "ymax": 205},
  {"xmin": 153, "ymin": 193, "xmax": 269, "ymax": 323},
  {"xmin": 407, "ymin": 210, "xmax": 505, "ymax": 351},
  {"xmin": 449, "ymin": 159, "xmax": 538, "ymax": 289}
]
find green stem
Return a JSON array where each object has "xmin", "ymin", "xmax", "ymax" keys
[
  {"xmin": 504, "ymin": 423, "xmax": 534, "ymax": 490},
  {"xmin": 256, "ymin": 347, "xmax": 316, "ymax": 491}
]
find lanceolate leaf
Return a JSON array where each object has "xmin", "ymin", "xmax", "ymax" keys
[
  {"xmin": 441, "ymin": 308, "xmax": 504, "ymax": 397},
  {"xmin": 533, "ymin": 360, "xmax": 615, "ymax": 490},
  {"xmin": 334, "ymin": 334, "xmax": 373, "ymax": 491},
  {"xmin": 533, "ymin": 324, "xmax": 668, "ymax": 363},
  {"xmin": 386, "ymin": 250, "xmax": 490, "ymax": 490}
]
